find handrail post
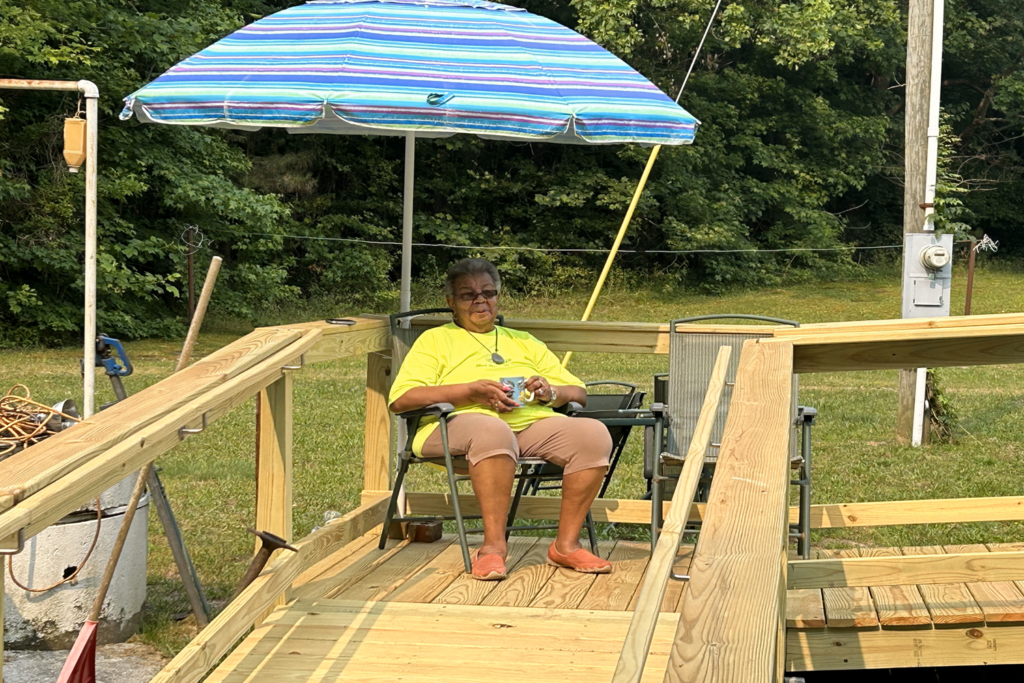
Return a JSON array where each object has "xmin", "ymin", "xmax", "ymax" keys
[
  {"xmin": 254, "ymin": 372, "xmax": 293, "ymax": 624},
  {"xmin": 363, "ymin": 351, "xmax": 392, "ymax": 493}
]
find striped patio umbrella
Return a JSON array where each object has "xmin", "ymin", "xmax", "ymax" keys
[{"xmin": 121, "ymin": 0, "xmax": 700, "ymax": 307}]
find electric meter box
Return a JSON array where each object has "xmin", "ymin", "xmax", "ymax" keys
[{"xmin": 902, "ymin": 232, "xmax": 953, "ymax": 319}]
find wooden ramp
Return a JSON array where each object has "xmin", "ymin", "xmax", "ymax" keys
[
  {"xmin": 199, "ymin": 528, "xmax": 1024, "ymax": 680},
  {"xmin": 206, "ymin": 600, "xmax": 681, "ymax": 683}
]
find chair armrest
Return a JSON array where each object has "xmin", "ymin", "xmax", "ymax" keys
[
  {"xmin": 649, "ymin": 402, "xmax": 667, "ymax": 418},
  {"xmin": 397, "ymin": 403, "xmax": 455, "ymax": 420},
  {"xmin": 397, "ymin": 403, "xmax": 455, "ymax": 454},
  {"xmin": 555, "ymin": 401, "xmax": 583, "ymax": 416}
]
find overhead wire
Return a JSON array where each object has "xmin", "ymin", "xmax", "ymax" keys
[{"xmin": 200, "ymin": 228, "xmax": 899, "ymax": 255}]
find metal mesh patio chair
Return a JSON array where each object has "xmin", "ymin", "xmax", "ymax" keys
[
  {"xmin": 379, "ymin": 308, "xmax": 599, "ymax": 573},
  {"xmin": 646, "ymin": 315, "xmax": 815, "ymax": 556},
  {"xmin": 522, "ymin": 381, "xmax": 645, "ymax": 498}
]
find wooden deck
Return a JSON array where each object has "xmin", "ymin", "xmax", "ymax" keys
[
  {"xmin": 9, "ymin": 314, "xmax": 1024, "ymax": 683},
  {"xmin": 203, "ymin": 531, "xmax": 1024, "ymax": 680}
]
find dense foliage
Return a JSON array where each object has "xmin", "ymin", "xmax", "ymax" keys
[{"xmin": 2, "ymin": 0, "xmax": 1023, "ymax": 343}]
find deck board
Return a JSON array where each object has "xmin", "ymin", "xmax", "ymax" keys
[
  {"xmin": 205, "ymin": 599, "xmax": 682, "ymax": 683},
  {"xmin": 945, "ymin": 543, "xmax": 1024, "ymax": 623},
  {"xmin": 529, "ymin": 540, "xmax": 618, "ymax": 609},
  {"xmin": 818, "ymin": 549, "xmax": 879, "ymax": 628},
  {"xmin": 207, "ymin": 537, "xmax": 1024, "ymax": 682},
  {"xmin": 900, "ymin": 545, "xmax": 984, "ymax": 624},
  {"xmin": 579, "ymin": 541, "xmax": 650, "ymax": 611},
  {"xmin": 858, "ymin": 547, "xmax": 931, "ymax": 627},
  {"xmin": 433, "ymin": 536, "xmax": 538, "ymax": 606},
  {"xmin": 331, "ymin": 536, "xmax": 456, "ymax": 602},
  {"xmin": 482, "ymin": 539, "xmax": 559, "ymax": 607},
  {"xmin": 382, "ymin": 537, "xmax": 482, "ymax": 603}
]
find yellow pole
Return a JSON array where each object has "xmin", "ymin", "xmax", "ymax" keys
[{"xmin": 562, "ymin": 144, "xmax": 662, "ymax": 367}]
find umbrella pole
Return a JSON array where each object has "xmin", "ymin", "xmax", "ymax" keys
[
  {"xmin": 400, "ymin": 133, "xmax": 415, "ymax": 312},
  {"xmin": 562, "ymin": 145, "xmax": 661, "ymax": 368}
]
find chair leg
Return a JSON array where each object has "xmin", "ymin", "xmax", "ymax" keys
[
  {"xmin": 440, "ymin": 419, "xmax": 473, "ymax": 573},
  {"xmin": 507, "ymin": 472, "xmax": 529, "ymax": 541},
  {"xmin": 379, "ymin": 454, "xmax": 411, "ymax": 550},
  {"xmin": 585, "ymin": 511, "xmax": 598, "ymax": 553}
]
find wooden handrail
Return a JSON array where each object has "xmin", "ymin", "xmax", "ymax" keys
[{"xmin": 611, "ymin": 346, "xmax": 732, "ymax": 683}]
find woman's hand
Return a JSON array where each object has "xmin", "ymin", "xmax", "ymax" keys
[
  {"xmin": 525, "ymin": 376, "xmax": 552, "ymax": 403},
  {"xmin": 467, "ymin": 379, "xmax": 519, "ymax": 413}
]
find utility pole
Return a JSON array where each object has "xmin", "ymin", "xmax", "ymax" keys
[{"xmin": 898, "ymin": 0, "xmax": 947, "ymax": 444}]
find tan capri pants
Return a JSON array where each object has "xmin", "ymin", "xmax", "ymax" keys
[{"xmin": 421, "ymin": 414, "xmax": 611, "ymax": 475}]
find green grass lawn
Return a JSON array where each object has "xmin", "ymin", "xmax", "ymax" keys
[{"xmin": 3, "ymin": 259, "xmax": 1024, "ymax": 656}]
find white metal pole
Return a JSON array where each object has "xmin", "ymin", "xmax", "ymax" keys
[
  {"xmin": 0, "ymin": 79, "xmax": 100, "ymax": 418},
  {"xmin": 912, "ymin": 0, "xmax": 944, "ymax": 446},
  {"xmin": 82, "ymin": 81, "xmax": 99, "ymax": 418},
  {"xmin": 922, "ymin": 0, "xmax": 945, "ymax": 234},
  {"xmin": 400, "ymin": 133, "xmax": 415, "ymax": 312}
]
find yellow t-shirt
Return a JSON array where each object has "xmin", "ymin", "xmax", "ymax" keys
[{"xmin": 389, "ymin": 323, "xmax": 586, "ymax": 454}]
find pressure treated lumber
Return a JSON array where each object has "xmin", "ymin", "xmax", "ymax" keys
[
  {"xmin": 987, "ymin": 542, "xmax": 1024, "ymax": 599},
  {"xmin": 900, "ymin": 545, "xmax": 984, "ymax": 624},
  {"xmin": 333, "ymin": 536, "xmax": 456, "ymax": 602},
  {"xmin": 370, "ymin": 492, "xmax": 1024, "ymax": 532},
  {"xmin": 281, "ymin": 316, "xmax": 390, "ymax": 364},
  {"xmin": 322, "ymin": 538, "xmax": 411, "ymax": 599},
  {"xmin": 530, "ymin": 541, "xmax": 617, "ymax": 609},
  {"xmin": 148, "ymin": 493, "xmax": 388, "ymax": 683},
  {"xmin": 856, "ymin": 547, "xmax": 931, "ymax": 626},
  {"xmin": 787, "ymin": 624, "xmax": 1024, "ymax": 672},
  {"xmin": 482, "ymin": 540, "xmax": 558, "ymax": 607},
  {"xmin": 788, "ymin": 550, "xmax": 1024, "ymax": 589},
  {"xmin": 579, "ymin": 541, "xmax": 652, "ymax": 611},
  {"xmin": 288, "ymin": 531, "xmax": 381, "ymax": 602},
  {"xmin": 613, "ymin": 345, "xmax": 730, "ymax": 683},
  {"xmin": 363, "ymin": 351, "xmax": 392, "ymax": 492},
  {"xmin": 383, "ymin": 536, "xmax": 482, "ymax": 603},
  {"xmin": 653, "ymin": 547, "xmax": 695, "ymax": 613},
  {"xmin": 945, "ymin": 544, "xmax": 1024, "ymax": 623},
  {"xmin": 411, "ymin": 316, "xmax": 673, "ymax": 354},
  {"xmin": 254, "ymin": 372, "xmax": 293, "ymax": 623},
  {"xmin": 787, "ymin": 324, "xmax": 1024, "ymax": 373},
  {"xmin": 664, "ymin": 340, "xmax": 794, "ymax": 683},
  {"xmin": 801, "ymin": 495, "xmax": 1024, "ymax": 528},
  {"xmin": 0, "ymin": 331, "xmax": 322, "ymax": 545},
  {"xmin": 206, "ymin": 600, "xmax": 683, "ymax": 683},
  {"xmin": 0, "ymin": 326, "xmax": 302, "ymax": 511},
  {"xmin": 774, "ymin": 312, "xmax": 1024, "ymax": 335},
  {"xmin": 816, "ymin": 549, "xmax": 878, "ymax": 628},
  {"xmin": 433, "ymin": 537, "xmax": 538, "ymax": 606},
  {"xmin": 785, "ymin": 589, "xmax": 826, "ymax": 628}
]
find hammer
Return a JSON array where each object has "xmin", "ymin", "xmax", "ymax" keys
[{"xmin": 231, "ymin": 528, "xmax": 297, "ymax": 599}]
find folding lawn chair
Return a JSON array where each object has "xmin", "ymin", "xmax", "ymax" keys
[
  {"xmin": 522, "ymin": 381, "xmax": 645, "ymax": 499},
  {"xmin": 379, "ymin": 308, "xmax": 599, "ymax": 573},
  {"xmin": 646, "ymin": 315, "xmax": 816, "ymax": 557}
]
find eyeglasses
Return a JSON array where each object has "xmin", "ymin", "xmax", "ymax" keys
[{"xmin": 455, "ymin": 289, "xmax": 499, "ymax": 303}]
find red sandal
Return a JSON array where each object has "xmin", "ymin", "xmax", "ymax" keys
[
  {"xmin": 471, "ymin": 549, "xmax": 507, "ymax": 581},
  {"xmin": 546, "ymin": 543, "xmax": 612, "ymax": 574}
]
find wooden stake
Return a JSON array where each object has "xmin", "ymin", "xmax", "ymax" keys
[{"xmin": 178, "ymin": 256, "xmax": 222, "ymax": 372}]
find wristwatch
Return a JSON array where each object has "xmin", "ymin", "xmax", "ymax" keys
[{"xmin": 540, "ymin": 385, "xmax": 557, "ymax": 406}]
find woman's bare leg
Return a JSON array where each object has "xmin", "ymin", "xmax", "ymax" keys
[
  {"xmin": 555, "ymin": 466, "xmax": 606, "ymax": 554},
  {"xmin": 468, "ymin": 456, "xmax": 517, "ymax": 557}
]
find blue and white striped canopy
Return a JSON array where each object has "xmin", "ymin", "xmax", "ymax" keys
[{"xmin": 121, "ymin": 0, "xmax": 699, "ymax": 145}]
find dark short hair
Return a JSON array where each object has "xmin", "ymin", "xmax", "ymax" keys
[{"xmin": 445, "ymin": 258, "xmax": 501, "ymax": 297}]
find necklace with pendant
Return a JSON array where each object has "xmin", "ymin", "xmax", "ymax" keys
[{"xmin": 465, "ymin": 327, "xmax": 504, "ymax": 365}]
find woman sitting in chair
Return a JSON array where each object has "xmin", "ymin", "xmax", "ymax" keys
[{"xmin": 389, "ymin": 258, "xmax": 613, "ymax": 580}]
